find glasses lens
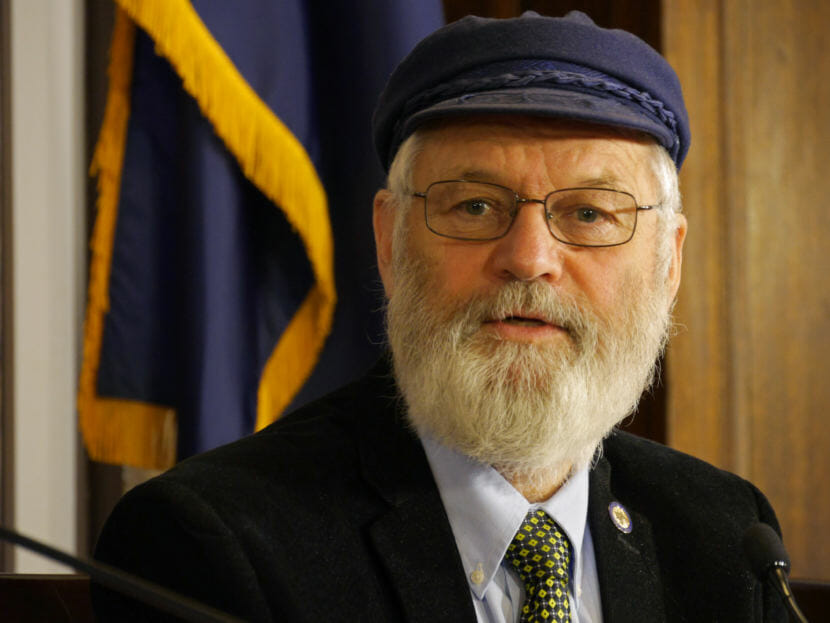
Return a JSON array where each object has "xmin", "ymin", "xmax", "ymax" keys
[
  {"xmin": 546, "ymin": 188, "xmax": 638, "ymax": 246},
  {"xmin": 425, "ymin": 181, "xmax": 515, "ymax": 240}
]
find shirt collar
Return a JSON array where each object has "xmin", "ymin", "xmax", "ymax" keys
[{"xmin": 421, "ymin": 436, "xmax": 590, "ymax": 601}]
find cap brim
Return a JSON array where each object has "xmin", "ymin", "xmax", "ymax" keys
[{"xmin": 400, "ymin": 87, "xmax": 677, "ymax": 158}]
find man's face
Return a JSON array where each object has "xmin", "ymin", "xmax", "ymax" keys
[
  {"xmin": 373, "ymin": 118, "xmax": 686, "ymax": 480},
  {"xmin": 377, "ymin": 118, "xmax": 683, "ymax": 323}
]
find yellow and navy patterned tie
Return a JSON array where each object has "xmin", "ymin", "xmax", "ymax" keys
[{"xmin": 504, "ymin": 509, "xmax": 572, "ymax": 622}]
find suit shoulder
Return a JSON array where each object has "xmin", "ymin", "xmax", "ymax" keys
[
  {"xmin": 601, "ymin": 430, "xmax": 779, "ymax": 529},
  {"xmin": 164, "ymin": 363, "xmax": 399, "ymax": 480},
  {"xmin": 93, "ymin": 361, "xmax": 406, "ymax": 621},
  {"xmin": 605, "ymin": 429, "xmax": 740, "ymax": 479}
]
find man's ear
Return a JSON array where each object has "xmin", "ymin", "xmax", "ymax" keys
[
  {"xmin": 666, "ymin": 213, "xmax": 687, "ymax": 306},
  {"xmin": 373, "ymin": 189, "xmax": 396, "ymax": 296}
]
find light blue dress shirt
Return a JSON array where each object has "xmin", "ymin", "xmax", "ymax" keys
[{"xmin": 421, "ymin": 437, "xmax": 603, "ymax": 623}]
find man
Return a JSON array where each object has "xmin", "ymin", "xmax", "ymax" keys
[{"xmin": 93, "ymin": 12, "xmax": 786, "ymax": 622}]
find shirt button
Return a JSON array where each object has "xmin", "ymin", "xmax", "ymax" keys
[
  {"xmin": 577, "ymin": 585, "xmax": 583, "ymax": 597},
  {"xmin": 470, "ymin": 564, "xmax": 485, "ymax": 585}
]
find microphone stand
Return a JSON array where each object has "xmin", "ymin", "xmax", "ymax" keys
[
  {"xmin": 0, "ymin": 526, "xmax": 244, "ymax": 623},
  {"xmin": 770, "ymin": 565, "xmax": 808, "ymax": 623}
]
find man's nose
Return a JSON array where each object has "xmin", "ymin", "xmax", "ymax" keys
[{"xmin": 490, "ymin": 201, "xmax": 566, "ymax": 282}]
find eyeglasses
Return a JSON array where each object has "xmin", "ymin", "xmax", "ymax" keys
[{"xmin": 413, "ymin": 180, "xmax": 658, "ymax": 248}]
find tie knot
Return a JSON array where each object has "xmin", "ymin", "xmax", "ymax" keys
[{"xmin": 504, "ymin": 509, "xmax": 572, "ymax": 622}]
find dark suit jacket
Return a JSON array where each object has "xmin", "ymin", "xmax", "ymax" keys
[{"xmin": 93, "ymin": 360, "xmax": 787, "ymax": 622}]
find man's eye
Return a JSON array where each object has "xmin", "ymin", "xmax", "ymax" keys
[
  {"xmin": 573, "ymin": 207, "xmax": 610, "ymax": 223},
  {"xmin": 457, "ymin": 199, "xmax": 491, "ymax": 216},
  {"xmin": 576, "ymin": 208, "xmax": 602, "ymax": 223}
]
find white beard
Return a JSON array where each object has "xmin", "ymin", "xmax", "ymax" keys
[{"xmin": 385, "ymin": 243, "xmax": 672, "ymax": 485}]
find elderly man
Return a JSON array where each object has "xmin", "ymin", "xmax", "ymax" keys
[{"xmin": 93, "ymin": 12, "xmax": 786, "ymax": 623}]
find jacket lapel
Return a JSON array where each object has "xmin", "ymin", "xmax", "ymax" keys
[
  {"xmin": 368, "ymin": 492, "xmax": 477, "ymax": 623},
  {"xmin": 356, "ymin": 364, "xmax": 477, "ymax": 623},
  {"xmin": 589, "ymin": 443, "xmax": 667, "ymax": 622}
]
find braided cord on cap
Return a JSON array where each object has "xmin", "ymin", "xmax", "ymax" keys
[{"xmin": 393, "ymin": 69, "xmax": 678, "ymax": 154}]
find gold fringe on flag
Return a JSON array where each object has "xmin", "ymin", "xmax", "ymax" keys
[
  {"xmin": 79, "ymin": 0, "xmax": 336, "ymax": 469},
  {"xmin": 79, "ymin": 10, "xmax": 178, "ymax": 470}
]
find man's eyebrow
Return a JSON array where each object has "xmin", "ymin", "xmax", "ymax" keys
[
  {"xmin": 439, "ymin": 171, "xmax": 631, "ymax": 192},
  {"xmin": 447, "ymin": 169, "xmax": 501, "ymax": 182},
  {"xmin": 573, "ymin": 176, "xmax": 626, "ymax": 188}
]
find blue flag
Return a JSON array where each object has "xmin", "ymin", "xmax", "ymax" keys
[{"xmin": 80, "ymin": 0, "xmax": 444, "ymax": 468}]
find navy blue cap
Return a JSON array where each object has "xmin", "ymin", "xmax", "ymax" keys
[{"xmin": 373, "ymin": 11, "xmax": 690, "ymax": 171}]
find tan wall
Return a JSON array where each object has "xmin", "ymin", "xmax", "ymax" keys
[{"xmin": 664, "ymin": 0, "xmax": 830, "ymax": 580}]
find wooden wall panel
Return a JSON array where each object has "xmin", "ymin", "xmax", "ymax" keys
[
  {"xmin": 664, "ymin": 0, "xmax": 830, "ymax": 580},
  {"xmin": 662, "ymin": 1, "xmax": 734, "ymax": 470}
]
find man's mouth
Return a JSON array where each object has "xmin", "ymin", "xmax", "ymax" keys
[
  {"xmin": 482, "ymin": 313, "xmax": 569, "ymax": 339},
  {"xmin": 501, "ymin": 315, "xmax": 549, "ymax": 327}
]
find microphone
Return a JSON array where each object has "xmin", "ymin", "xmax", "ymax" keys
[
  {"xmin": 742, "ymin": 523, "xmax": 808, "ymax": 623},
  {"xmin": 0, "ymin": 525, "xmax": 244, "ymax": 622}
]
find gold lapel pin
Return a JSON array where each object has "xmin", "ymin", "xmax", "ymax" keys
[{"xmin": 608, "ymin": 501, "xmax": 633, "ymax": 534}]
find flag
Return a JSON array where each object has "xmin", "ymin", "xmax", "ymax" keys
[{"xmin": 79, "ymin": 0, "xmax": 444, "ymax": 469}]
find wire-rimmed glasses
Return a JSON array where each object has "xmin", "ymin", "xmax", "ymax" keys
[{"xmin": 413, "ymin": 180, "xmax": 658, "ymax": 248}]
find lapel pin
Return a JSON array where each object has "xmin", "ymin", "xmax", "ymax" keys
[{"xmin": 608, "ymin": 501, "xmax": 633, "ymax": 534}]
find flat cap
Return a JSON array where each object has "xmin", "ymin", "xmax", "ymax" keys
[{"xmin": 373, "ymin": 11, "xmax": 690, "ymax": 171}]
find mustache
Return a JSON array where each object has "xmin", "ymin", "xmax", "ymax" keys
[{"xmin": 448, "ymin": 281, "xmax": 597, "ymax": 343}]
